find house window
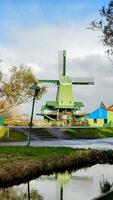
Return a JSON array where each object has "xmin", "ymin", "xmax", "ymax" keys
[
  {"xmin": 104, "ymin": 119, "xmax": 108, "ymax": 124},
  {"xmin": 94, "ymin": 119, "xmax": 97, "ymax": 124}
]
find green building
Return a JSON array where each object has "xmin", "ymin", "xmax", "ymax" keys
[
  {"xmin": 38, "ymin": 50, "xmax": 94, "ymax": 121},
  {"xmin": 0, "ymin": 116, "xmax": 5, "ymax": 126},
  {"xmin": 85, "ymin": 107, "xmax": 113, "ymax": 127}
]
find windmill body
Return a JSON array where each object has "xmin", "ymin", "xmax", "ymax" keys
[{"xmin": 38, "ymin": 51, "xmax": 94, "ymax": 121}]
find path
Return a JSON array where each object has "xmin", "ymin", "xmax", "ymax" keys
[{"xmin": 0, "ymin": 137, "xmax": 113, "ymax": 149}]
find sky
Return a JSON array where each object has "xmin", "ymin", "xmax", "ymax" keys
[{"xmin": 0, "ymin": 0, "xmax": 112, "ymax": 117}]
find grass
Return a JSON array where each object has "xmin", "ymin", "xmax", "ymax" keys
[
  {"xmin": 96, "ymin": 191, "xmax": 113, "ymax": 200},
  {"xmin": 0, "ymin": 147, "xmax": 113, "ymax": 188},
  {"xmin": 0, "ymin": 146, "xmax": 76, "ymax": 158},
  {"xmin": 65, "ymin": 128, "xmax": 113, "ymax": 139},
  {"xmin": 0, "ymin": 128, "xmax": 27, "ymax": 142}
]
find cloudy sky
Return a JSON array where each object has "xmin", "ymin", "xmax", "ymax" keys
[{"xmin": 0, "ymin": 0, "xmax": 112, "ymax": 116}]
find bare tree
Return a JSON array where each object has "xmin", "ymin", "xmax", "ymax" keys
[
  {"xmin": 0, "ymin": 66, "xmax": 46, "ymax": 115},
  {"xmin": 89, "ymin": 0, "xmax": 113, "ymax": 59}
]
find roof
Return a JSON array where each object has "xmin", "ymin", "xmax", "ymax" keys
[
  {"xmin": 86, "ymin": 107, "xmax": 107, "ymax": 119},
  {"xmin": 105, "ymin": 104, "xmax": 113, "ymax": 112},
  {"xmin": 106, "ymin": 107, "xmax": 113, "ymax": 112}
]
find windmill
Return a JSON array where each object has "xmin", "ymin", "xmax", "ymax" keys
[{"xmin": 38, "ymin": 50, "xmax": 94, "ymax": 121}]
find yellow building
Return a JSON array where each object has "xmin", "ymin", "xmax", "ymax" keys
[{"xmin": 85, "ymin": 107, "xmax": 113, "ymax": 127}]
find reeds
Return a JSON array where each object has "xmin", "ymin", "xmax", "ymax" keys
[{"xmin": 100, "ymin": 176, "xmax": 112, "ymax": 193}]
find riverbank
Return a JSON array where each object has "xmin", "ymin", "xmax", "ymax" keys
[
  {"xmin": 1, "ymin": 127, "xmax": 113, "ymax": 141},
  {"xmin": 0, "ymin": 147, "xmax": 113, "ymax": 188},
  {"xmin": 95, "ymin": 190, "xmax": 113, "ymax": 200},
  {"xmin": 65, "ymin": 127, "xmax": 113, "ymax": 139}
]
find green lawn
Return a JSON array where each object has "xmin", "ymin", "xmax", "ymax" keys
[
  {"xmin": 65, "ymin": 128, "xmax": 113, "ymax": 139},
  {"xmin": 0, "ymin": 128, "xmax": 27, "ymax": 142},
  {"xmin": 0, "ymin": 146, "xmax": 76, "ymax": 159}
]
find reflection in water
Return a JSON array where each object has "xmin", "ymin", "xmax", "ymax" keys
[
  {"xmin": 0, "ymin": 164, "xmax": 113, "ymax": 200},
  {"xmin": 28, "ymin": 182, "xmax": 30, "ymax": 200},
  {"xmin": 60, "ymin": 187, "xmax": 63, "ymax": 200},
  {"xmin": 57, "ymin": 171, "xmax": 71, "ymax": 200},
  {"xmin": 0, "ymin": 182, "xmax": 43, "ymax": 200},
  {"xmin": 27, "ymin": 182, "xmax": 43, "ymax": 200}
]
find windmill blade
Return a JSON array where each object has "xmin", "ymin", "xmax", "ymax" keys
[
  {"xmin": 39, "ymin": 79, "xmax": 59, "ymax": 84},
  {"xmin": 41, "ymin": 83, "xmax": 57, "ymax": 88},
  {"xmin": 58, "ymin": 50, "xmax": 66, "ymax": 78},
  {"xmin": 71, "ymin": 77, "xmax": 94, "ymax": 85}
]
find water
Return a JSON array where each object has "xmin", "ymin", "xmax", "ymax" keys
[{"xmin": 0, "ymin": 164, "xmax": 113, "ymax": 200}]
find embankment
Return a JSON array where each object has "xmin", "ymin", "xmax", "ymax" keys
[{"xmin": 0, "ymin": 147, "xmax": 113, "ymax": 188}]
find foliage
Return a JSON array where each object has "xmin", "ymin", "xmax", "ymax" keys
[
  {"xmin": 48, "ymin": 118, "xmax": 89, "ymax": 127},
  {"xmin": 72, "ymin": 118, "xmax": 89, "ymax": 126},
  {"xmin": 0, "ymin": 65, "xmax": 46, "ymax": 115},
  {"xmin": 89, "ymin": 0, "xmax": 113, "ymax": 58},
  {"xmin": 5, "ymin": 118, "xmax": 30, "ymax": 126}
]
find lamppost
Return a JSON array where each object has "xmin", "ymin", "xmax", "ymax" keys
[{"xmin": 27, "ymin": 82, "xmax": 41, "ymax": 147}]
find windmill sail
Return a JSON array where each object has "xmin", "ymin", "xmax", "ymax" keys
[
  {"xmin": 58, "ymin": 50, "xmax": 66, "ymax": 78},
  {"xmin": 39, "ymin": 79, "xmax": 58, "ymax": 84},
  {"xmin": 71, "ymin": 77, "xmax": 94, "ymax": 85}
]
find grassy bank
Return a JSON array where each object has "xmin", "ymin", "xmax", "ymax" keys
[
  {"xmin": 0, "ymin": 147, "xmax": 113, "ymax": 187},
  {"xmin": 65, "ymin": 128, "xmax": 113, "ymax": 139},
  {"xmin": 95, "ymin": 191, "xmax": 113, "ymax": 200},
  {"xmin": 0, "ymin": 128, "xmax": 27, "ymax": 142}
]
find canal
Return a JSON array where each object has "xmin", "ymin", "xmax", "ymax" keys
[{"xmin": 0, "ymin": 164, "xmax": 113, "ymax": 200}]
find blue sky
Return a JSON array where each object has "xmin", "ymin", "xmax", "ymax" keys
[
  {"xmin": 1, "ymin": 0, "xmax": 113, "ymax": 116},
  {"xmin": 0, "ymin": 0, "xmax": 108, "ymax": 24},
  {"xmin": 0, "ymin": 0, "xmax": 108, "ymax": 43},
  {"xmin": 0, "ymin": 0, "xmax": 108, "ymax": 30}
]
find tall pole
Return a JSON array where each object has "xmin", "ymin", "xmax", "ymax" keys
[{"xmin": 27, "ymin": 92, "xmax": 36, "ymax": 147}]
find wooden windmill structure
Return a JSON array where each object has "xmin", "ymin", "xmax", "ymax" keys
[{"xmin": 38, "ymin": 50, "xmax": 94, "ymax": 121}]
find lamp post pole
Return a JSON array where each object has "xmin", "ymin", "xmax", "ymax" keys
[
  {"xmin": 27, "ymin": 83, "xmax": 41, "ymax": 147},
  {"xmin": 27, "ymin": 93, "xmax": 36, "ymax": 146}
]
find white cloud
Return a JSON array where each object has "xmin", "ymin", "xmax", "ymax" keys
[
  {"xmin": 0, "ymin": 22, "xmax": 105, "ymax": 65},
  {"xmin": 0, "ymin": 22, "xmax": 112, "ymax": 115}
]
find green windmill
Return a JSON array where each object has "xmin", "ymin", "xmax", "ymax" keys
[{"xmin": 38, "ymin": 50, "xmax": 94, "ymax": 121}]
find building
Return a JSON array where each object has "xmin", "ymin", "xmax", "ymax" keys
[
  {"xmin": 85, "ymin": 107, "xmax": 113, "ymax": 127},
  {"xmin": 105, "ymin": 104, "xmax": 113, "ymax": 112},
  {"xmin": 0, "ymin": 116, "xmax": 5, "ymax": 126}
]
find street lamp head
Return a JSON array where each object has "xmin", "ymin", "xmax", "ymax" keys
[{"xmin": 30, "ymin": 82, "xmax": 41, "ymax": 97}]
